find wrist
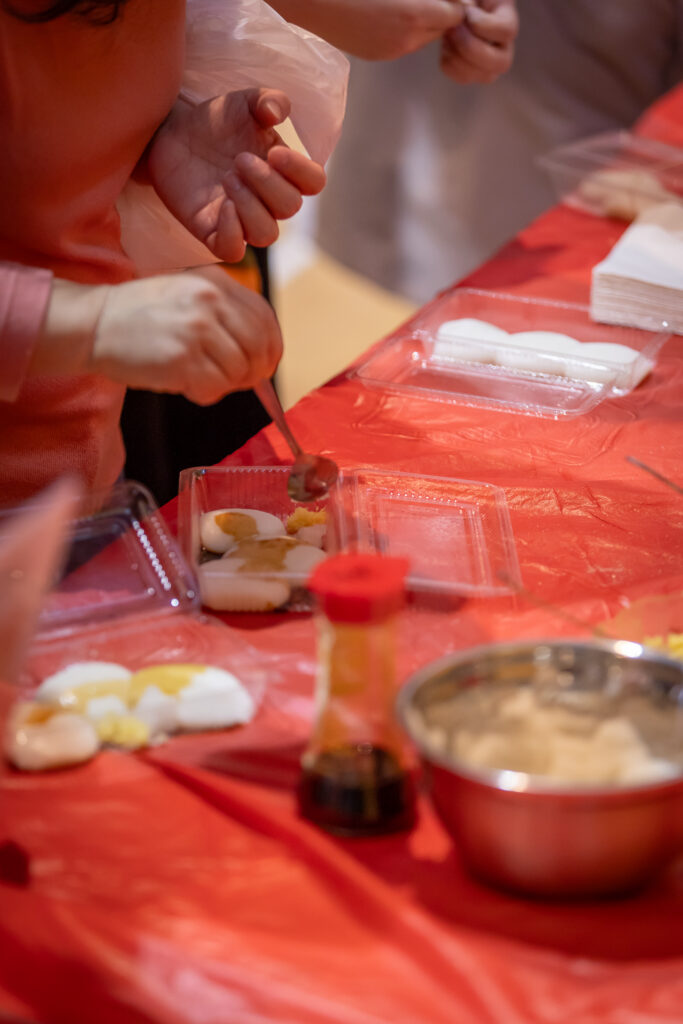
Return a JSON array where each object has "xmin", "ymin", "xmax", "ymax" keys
[{"xmin": 30, "ymin": 279, "xmax": 111, "ymax": 378}]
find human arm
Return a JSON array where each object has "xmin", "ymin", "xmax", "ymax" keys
[
  {"xmin": 440, "ymin": 0, "xmax": 518, "ymax": 84},
  {"xmin": 14, "ymin": 267, "xmax": 282, "ymax": 406},
  {"xmin": 146, "ymin": 88, "xmax": 326, "ymax": 263},
  {"xmin": 266, "ymin": 0, "xmax": 467, "ymax": 60},
  {"xmin": 0, "ymin": 263, "xmax": 53, "ymax": 402}
]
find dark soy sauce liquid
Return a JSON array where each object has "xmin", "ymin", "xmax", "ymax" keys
[{"xmin": 298, "ymin": 744, "xmax": 415, "ymax": 836}]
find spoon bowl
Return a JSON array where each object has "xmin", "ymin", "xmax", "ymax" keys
[
  {"xmin": 287, "ymin": 452, "xmax": 339, "ymax": 503},
  {"xmin": 255, "ymin": 380, "xmax": 339, "ymax": 504}
]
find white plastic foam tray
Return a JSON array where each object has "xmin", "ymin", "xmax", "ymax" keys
[{"xmin": 352, "ymin": 289, "xmax": 670, "ymax": 419}]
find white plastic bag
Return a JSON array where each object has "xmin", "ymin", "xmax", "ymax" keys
[{"xmin": 118, "ymin": 0, "xmax": 349, "ymax": 275}]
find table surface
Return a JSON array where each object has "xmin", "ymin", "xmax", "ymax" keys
[{"xmin": 2, "ymin": 88, "xmax": 683, "ymax": 1024}]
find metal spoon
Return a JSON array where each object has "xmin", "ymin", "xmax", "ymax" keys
[
  {"xmin": 626, "ymin": 455, "xmax": 683, "ymax": 497},
  {"xmin": 254, "ymin": 379, "xmax": 339, "ymax": 503}
]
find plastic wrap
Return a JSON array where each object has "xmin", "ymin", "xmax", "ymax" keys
[{"xmin": 118, "ymin": 0, "xmax": 349, "ymax": 274}]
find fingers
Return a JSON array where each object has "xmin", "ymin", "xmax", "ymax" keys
[
  {"xmin": 267, "ymin": 146, "xmax": 327, "ymax": 197},
  {"xmin": 465, "ymin": 0, "xmax": 518, "ymax": 46},
  {"xmin": 207, "ymin": 275, "xmax": 283, "ymax": 387},
  {"xmin": 441, "ymin": 23, "xmax": 514, "ymax": 83},
  {"xmin": 183, "ymin": 352, "xmax": 244, "ymax": 406},
  {"xmin": 235, "ymin": 152, "xmax": 303, "ymax": 219},
  {"xmin": 206, "ymin": 198, "xmax": 248, "ymax": 264},
  {"xmin": 222, "ymin": 169, "xmax": 280, "ymax": 249},
  {"xmin": 223, "ymin": 149, "xmax": 326, "ymax": 249},
  {"xmin": 441, "ymin": 0, "xmax": 517, "ymax": 84},
  {"xmin": 250, "ymin": 87, "xmax": 292, "ymax": 129}
]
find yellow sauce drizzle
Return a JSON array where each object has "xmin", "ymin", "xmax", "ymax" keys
[{"xmin": 215, "ymin": 511, "xmax": 258, "ymax": 540}]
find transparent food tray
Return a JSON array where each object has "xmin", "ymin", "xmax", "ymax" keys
[
  {"xmin": 330, "ymin": 470, "xmax": 521, "ymax": 598},
  {"xmin": 352, "ymin": 289, "xmax": 670, "ymax": 419},
  {"xmin": 537, "ymin": 130, "xmax": 683, "ymax": 220},
  {"xmin": 178, "ymin": 465, "xmax": 521, "ymax": 608},
  {"xmin": 4, "ymin": 481, "xmax": 276, "ymax": 693},
  {"xmin": 35, "ymin": 480, "xmax": 199, "ymax": 644},
  {"xmin": 178, "ymin": 465, "xmax": 333, "ymax": 613}
]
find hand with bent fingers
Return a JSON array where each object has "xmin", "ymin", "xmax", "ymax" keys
[
  {"xmin": 147, "ymin": 88, "xmax": 326, "ymax": 263},
  {"xmin": 440, "ymin": 0, "xmax": 518, "ymax": 85},
  {"xmin": 88, "ymin": 268, "xmax": 283, "ymax": 405}
]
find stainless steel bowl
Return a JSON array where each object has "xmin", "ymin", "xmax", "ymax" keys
[{"xmin": 397, "ymin": 639, "xmax": 683, "ymax": 898}]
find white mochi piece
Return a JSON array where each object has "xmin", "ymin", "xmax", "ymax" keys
[
  {"xmin": 583, "ymin": 342, "xmax": 639, "ymax": 365},
  {"xmin": 199, "ymin": 508, "xmax": 285, "ymax": 554},
  {"xmin": 433, "ymin": 318, "xmax": 510, "ymax": 364},
  {"xmin": 84, "ymin": 695, "xmax": 129, "ymax": 721},
  {"xmin": 132, "ymin": 685, "xmax": 179, "ymax": 736},
  {"xmin": 6, "ymin": 707, "xmax": 100, "ymax": 772},
  {"xmin": 295, "ymin": 523, "xmax": 326, "ymax": 548},
  {"xmin": 197, "ymin": 561, "xmax": 292, "ymax": 612},
  {"xmin": 175, "ymin": 668, "xmax": 255, "ymax": 731},
  {"xmin": 37, "ymin": 662, "xmax": 131, "ymax": 703},
  {"xmin": 497, "ymin": 331, "xmax": 575, "ymax": 374}
]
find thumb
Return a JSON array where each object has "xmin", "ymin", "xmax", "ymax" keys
[{"xmin": 251, "ymin": 88, "xmax": 291, "ymax": 128}]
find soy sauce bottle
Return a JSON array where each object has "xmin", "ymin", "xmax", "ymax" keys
[{"xmin": 298, "ymin": 553, "xmax": 415, "ymax": 837}]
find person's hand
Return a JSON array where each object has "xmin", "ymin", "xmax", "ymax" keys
[
  {"xmin": 147, "ymin": 88, "xmax": 326, "ymax": 263},
  {"xmin": 88, "ymin": 268, "xmax": 283, "ymax": 405},
  {"xmin": 440, "ymin": 0, "xmax": 518, "ymax": 84},
  {"xmin": 269, "ymin": 0, "xmax": 468, "ymax": 61}
]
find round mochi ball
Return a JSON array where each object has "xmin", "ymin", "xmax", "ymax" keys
[
  {"xmin": 198, "ymin": 536, "xmax": 326, "ymax": 611},
  {"xmin": 6, "ymin": 703, "xmax": 100, "ymax": 772},
  {"xmin": 36, "ymin": 661, "xmax": 132, "ymax": 709},
  {"xmin": 199, "ymin": 508, "xmax": 285, "ymax": 554}
]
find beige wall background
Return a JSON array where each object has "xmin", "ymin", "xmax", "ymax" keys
[{"xmin": 271, "ymin": 124, "xmax": 417, "ymax": 410}]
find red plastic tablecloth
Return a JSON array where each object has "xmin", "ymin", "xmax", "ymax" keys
[{"xmin": 2, "ymin": 89, "xmax": 683, "ymax": 1024}]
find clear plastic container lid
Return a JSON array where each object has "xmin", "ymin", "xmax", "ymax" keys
[
  {"xmin": 32, "ymin": 479, "xmax": 200, "ymax": 644},
  {"xmin": 537, "ymin": 130, "xmax": 683, "ymax": 220},
  {"xmin": 352, "ymin": 289, "xmax": 670, "ymax": 419},
  {"xmin": 329, "ymin": 470, "xmax": 521, "ymax": 598}
]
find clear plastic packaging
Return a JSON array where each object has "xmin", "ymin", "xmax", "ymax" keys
[
  {"xmin": 178, "ymin": 465, "xmax": 333, "ymax": 613},
  {"xmin": 352, "ymin": 288, "xmax": 671, "ymax": 419},
  {"xmin": 178, "ymin": 465, "xmax": 522, "ymax": 608},
  {"xmin": 18, "ymin": 480, "xmax": 270, "ymax": 709},
  {"xmin": 331, "ymin": 469, "xmax": 521, "ymax": 598},
  {"xmin": 537, "ymin": 130, "xmax": 683, "ymax": 221}
]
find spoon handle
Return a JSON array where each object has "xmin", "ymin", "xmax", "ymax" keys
[{"xmin": 254, "ymin": 379, "xmax": 304, "ymax": 459}]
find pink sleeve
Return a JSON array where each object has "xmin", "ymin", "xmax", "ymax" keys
[{"xmin": 0, "ymin": 262, "xmax": 53, "ymax": 402}]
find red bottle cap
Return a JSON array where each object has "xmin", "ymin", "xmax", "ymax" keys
[{"xmin": 308, "ymin": 553, "xmax": 409, "ymax": 624}]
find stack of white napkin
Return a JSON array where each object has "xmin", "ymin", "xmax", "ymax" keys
[{"xmin": 591, "ymin": 202, "xmax": 683, "ymax": 335}]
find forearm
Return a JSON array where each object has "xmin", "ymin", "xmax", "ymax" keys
[
  {"xmin": 267, "ymin": 0, "xmax": 347, "ymax": 45},
  {"xmin": 268, "ymin": 0, "xmax": 467, "ymax": 61},
  {"xmin": 27, "ymin": 278, "xmax": 109, "ymax": 380}
]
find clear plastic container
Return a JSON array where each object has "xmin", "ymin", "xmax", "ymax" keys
[
  {"xmin": 330, "ymin": 469, "xmax": 521, "ymax": 598},
  {"xmin": 178, "ymin": 465, "xmax": 333, "ymax": 613},
  {"xmin": 0, "ymin": 481, "xmax": 280, "ymax": 775},
  {"xmin": 178, "ymin": 465, "xmax": 521, "ymax": 607},
  {"xmin": 352, "ymin": 289, "xmax": 670, "ymax": 419},
  {"xmin": 32, "ymin": 479, "xmax": 199, "ymax": 645},
  {"xmin": 16, "ymin": 480, "xmax": 268, "ymax": 700},
  {"xmin": 537, "ymin": 130, "xmax": 683, "ymax": 220}
]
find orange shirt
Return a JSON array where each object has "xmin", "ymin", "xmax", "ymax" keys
[{"xmin": 0, "ymin": 0, "xmax": 186, "ymax": 505}]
